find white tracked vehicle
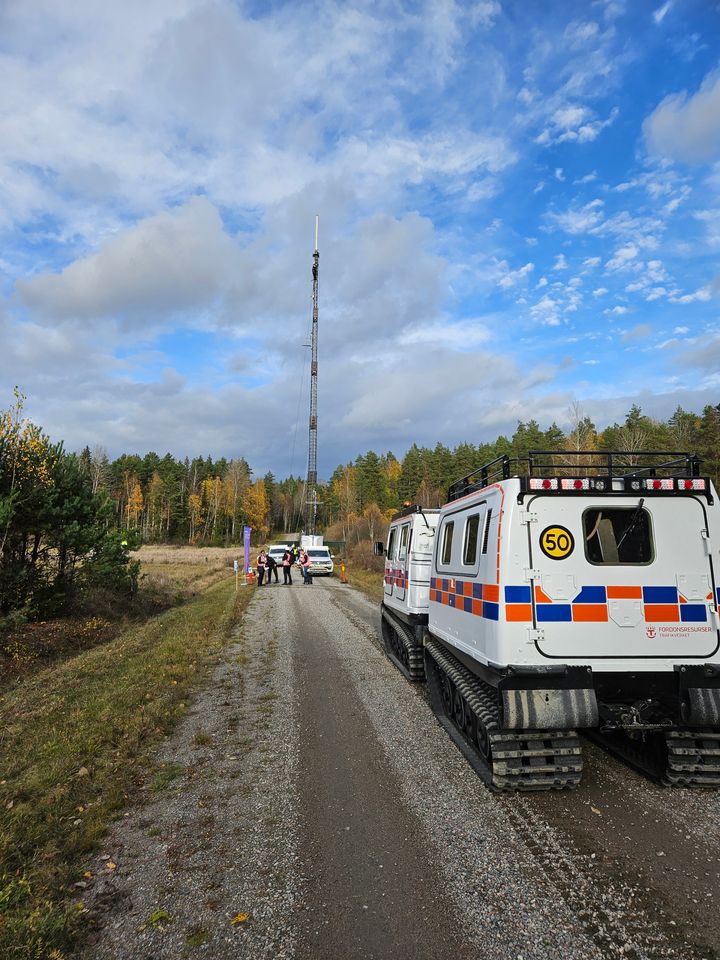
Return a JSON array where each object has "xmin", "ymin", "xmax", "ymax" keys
[
  {"xmin": 380, "ymin": 504, "xmax": 440, "ymax": 680},
  {"xmin": 379, "ymin": 451, "xmax": 720, "ymax": 792}
]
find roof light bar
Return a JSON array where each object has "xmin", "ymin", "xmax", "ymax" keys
[
  {"xmin": 529, "ymin": 478, "xmax": 559, "ymax": 490},
  {"xmin": 645, "ymin": 478, "xmax": 674, "ymax": 491},
  {"xmin": 681, "ymin": 478, "xmax": 706, "ymax": 491},
  {"xmin": 561, "ymin": 478, "xmax": 590, "ymax": 490}
]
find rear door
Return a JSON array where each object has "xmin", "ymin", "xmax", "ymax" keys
[
  {"xmin": 384, "ymin": 526, "xmax": 398, "ymax": 597},
  {"xmin": 393, "ymin": 522, "xmax": 410, "ymax": 601},
  {"xmin": 527, "ymin": 494, "xmax": 718, "ymax": 659}
]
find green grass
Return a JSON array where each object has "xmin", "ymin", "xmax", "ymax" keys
[{"xmin": 0, "ymin": 575, "xmax": 251, "ymax": 960}]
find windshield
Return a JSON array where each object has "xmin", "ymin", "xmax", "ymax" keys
[{"xmin": 308, "ymin": 549, "xmax": 331, "ymax": 558}]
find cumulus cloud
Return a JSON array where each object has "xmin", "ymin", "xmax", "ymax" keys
[
  {"xmin": 605, "ymin": 244, "xmax": 639, "ymax": 271},
  {"xmin": 548, "ymin": 199, "xmax": 604, "ymax": 234},
  {"xmin": 17, "ymin": 197, "xmax": 239, "ymax": 326},
  {"xmin": 644, "ymin": 69, "xmax": 720, "ymax": 163},
  {"xmin": 669, "ymin": 286, "xmax": 712, "ymax": 304}
]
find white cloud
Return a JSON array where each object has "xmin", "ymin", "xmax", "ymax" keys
[
  {"xmin": 593, "ymin": 287, "xmax": 609, "ymax": 296},
  {"xmin": 564, "ymin": 21, "xmax": 600, "ymax": 45},
  {"xmin": 644, "ymin": 68, "xmax": 720, "ymax": 163},
  {"xmin": 605, "ymin": 244, "xmax": 639, "ymax": 271},
  {"xmin": 584, "ymin": 256, "xmax": 601, "ymax": 268},
  {"xmin": 18, "ymin": 197, "xmax": 239, "ymax": 326},
  {"xmin": 554, "ymin": 167, "xmax": 565, "ymax": 181},
  {"xmin": 674, "ymin": 326, "xmax": 689, "ymax": 334},
  {"xmin": 530, "ymin": 293, "xmax": 562, "ymax": 326},
  {"xmin": 497, "ymin": 261, "xmax": 535, "ymax": 289},
  {"xmin": 653, "ymin": 2, "xmax": 672, "ymax": 25},
  {"xmin": 669, "ymin": 286, "xmax": 712, "ymax": 304},
  {"xmin": 399, "ymin": 318, "xmax": 490, "ymax": 348},
  {"xmin": 548, "ymin": 198, "xmax": 604, "ymax": 234},
  {"xmin": 604, "ymin": 305, "xmax": 629, "ymax": 315},
  {"xmin": 553, "ymin": 253, "xmax": 568, "ymax": 270}
]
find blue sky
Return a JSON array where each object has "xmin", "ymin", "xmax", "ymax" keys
[{"xmin": 1, "ymin": 0, "xmax": 719, "ymax": 477}]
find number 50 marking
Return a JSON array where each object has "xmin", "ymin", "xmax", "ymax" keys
[{"xmin": 539, "ymin": 525, "xmax": 575, "ymax": 560}]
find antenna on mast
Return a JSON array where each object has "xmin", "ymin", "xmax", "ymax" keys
[{"xmin": 304, "ymin": 216, "xmax": 320, "ymax": 535}]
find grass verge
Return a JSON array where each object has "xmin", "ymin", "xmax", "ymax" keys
[
  {"xmin": 0, "ymin": 575, "xmax": 253, "ymax": 960},
  {"xmin": 342, "ymin": 564, "xmax": 384, "ymax": 603}
]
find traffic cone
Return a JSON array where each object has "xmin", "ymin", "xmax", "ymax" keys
[
  {"xmin": 341, "ymin": 563, "xmax": 347, "ymax": 584},
  {"xmin": 248, "ymin": 569, "xmax": 254, "ymax": 585}
]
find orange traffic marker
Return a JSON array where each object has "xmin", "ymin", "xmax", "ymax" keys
[{"xmin": 341, "ymin": 563, "xmax": 347, "ymax": 584}]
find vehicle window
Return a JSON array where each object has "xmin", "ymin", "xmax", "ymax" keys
[
  {"xmin": 308, "ymin": 549, "xmax": 330, "ymax": 557},
  {"xmin": 481, "ymin": 508, "xmax": 493, "ymax": 554},
  {"xmin": 583, "ymin": 507, "xmax": 654, "ymax": 564},
  {"xmin": 463, "ymin": 514, "xmax": 480, "ymax": 565},
  {"xmin": 387, "ymin": 527, "xmax": 397, "ymax": 561},
  {"xmin": 440, "ymin": 521, "xmax": 454, "ymax": 566},
  {"xmin": 398, "ymin": 525, "xmax": 410, "ymax": 564}
]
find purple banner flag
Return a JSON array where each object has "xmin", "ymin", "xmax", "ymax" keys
[{"xmin": 243, "ymin": 526, "xmax": 252, "ymax": 574}]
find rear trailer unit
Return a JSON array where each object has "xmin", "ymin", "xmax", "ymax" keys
[
  {"xmin": 380, "ymin": 504, "xmax": 439, "ymax": 681},
  {"xmin": 418, "ymin": 451, "xmax": 720, "ymax": 791}
]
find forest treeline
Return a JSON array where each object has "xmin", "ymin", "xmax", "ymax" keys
[
  {"xmin": 76, "ymin": 401, "xmax": 720, "ymax": 551},
  {"xmin": 2, "ymin": 392, "xmax": 720, "ymax": 616}
]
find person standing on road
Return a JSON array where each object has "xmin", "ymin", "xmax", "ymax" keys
[
  {"xmin": 300, "ymin": 549, "xmax": 312, "ymax": 585},
  {"xmin": 266, "ymin": 552, "xmax": 279, "ymax": 584},
  {"xmin": 256, "ymin": 549, "xmax": 267, "ymax": 586},
  {"xmin": 282, "ymin": 548, "xmax": 293, "ymax": 585}
]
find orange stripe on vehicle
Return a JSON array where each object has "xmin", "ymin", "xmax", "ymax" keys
[
  {"xmin": 535, "ymin": 585, "xmax": 553, "ymax": 604},
  {"xmin": 644, "ymin": 603, "xmax": 679, "ymax": 622},
  {"xmin": 607, "ymin": 586, "xmax": 642, "ymax": 599},
  {"xmin": 464, "ymin": 581, "xmax": 474, "ymax": 597},
  {"xmin": 506, "ymin": 603, "xmax": 532, "ymax": 622},
  {"xmin": 472, "ymin": 599, "xmax": 483, "ymax": 617},
  {"xmin": 484, "ymin": 583, "xmax": 500, "ymax": 603},
  {"xmin": 679, "ymin": 595, "xmax": 687, "ymax": 604},
  {"xmin": 572, "ymin": 604, "xmax": 608, "ymax": 622}
]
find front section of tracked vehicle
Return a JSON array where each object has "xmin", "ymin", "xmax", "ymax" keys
[
  {"xmin": 424, "ymin": 451, "xmax": 720, "ymax": 791},
  {"xmin": 380, "ymin": 504, "xmax": 439, "ymax": 681}
]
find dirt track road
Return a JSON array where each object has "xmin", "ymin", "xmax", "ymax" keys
[{"xmin": 82, "ymin": 578, "xmax": 720, "ymax": 960}]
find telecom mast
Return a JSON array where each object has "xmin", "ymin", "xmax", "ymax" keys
[{"xmin": 304, "ymin": 216, "xmax": 320, "ymax": 535}]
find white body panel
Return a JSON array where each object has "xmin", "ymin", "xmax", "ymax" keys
[
  {"xmin": 428, "ymin": 479, "xmax": 720, "ymax": 674},
  {"xmin": 301, "ymin": 535, "xmax": 324, "ymax": 549},
  {"xmin": 384, "ymin": 511, "xmax": 439, "ymax": 619}
]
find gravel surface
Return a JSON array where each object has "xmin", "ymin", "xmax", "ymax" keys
[
  {"xmin": 79, "ymin": 577, "xmax": 720, "ymax": 960},
  {"xmin": 80, "ymin": 588, "xmax": 301, "ymax": 959}
]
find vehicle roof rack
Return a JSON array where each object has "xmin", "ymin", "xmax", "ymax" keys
[{"xmin": 447, "ymin": 450, "xmax": 703, "ymax": 502}]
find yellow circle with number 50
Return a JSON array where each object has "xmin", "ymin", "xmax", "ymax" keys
[{"xmin": 539, "ymin": 525, "xmax": 575, "ymax": 560}]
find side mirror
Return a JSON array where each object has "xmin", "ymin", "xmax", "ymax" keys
[{"xmin": 373, "ymin": 541, "xmax": 385, "ymax": 556}]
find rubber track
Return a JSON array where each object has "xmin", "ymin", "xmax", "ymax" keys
[
  {"xmin": 585, "ymin": 727, "xmax": 720, "ymax": 787},
  {"xmin": 381, "ymin": 608, "xmax": 425, "ymax": 682},
  {"xmin": 425, "ymin": 638, "xmax": 582, "ymax": 792}
]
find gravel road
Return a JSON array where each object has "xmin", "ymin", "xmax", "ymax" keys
[{"xmin": 80, "ymin": 578, "xmax": 720, "ymax": 960}]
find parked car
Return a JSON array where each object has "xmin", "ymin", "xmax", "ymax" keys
[
  {"xmin": 305, "ymin": 547, "xmax": 334, "ymax": 576},
  {"xmin": 267, "ymin": 544, "xmax": 290, "ymax": 568}
]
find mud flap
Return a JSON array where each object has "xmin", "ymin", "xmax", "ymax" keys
[{"xmin": 501, "ymin": 687, "xmax": 598, "ymax": 730}]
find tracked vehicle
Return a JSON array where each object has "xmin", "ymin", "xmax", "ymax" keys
[
  {"xmin": 380, "ymin": 504, "xmax": 439, "ymax": 681},
  {"xmin": 381, "ymin": 451, "xmax": 720, "ymax": 791}
]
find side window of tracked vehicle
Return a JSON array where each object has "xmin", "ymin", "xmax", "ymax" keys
[
  {"xmin": 463, "ymin": 513, "xmax": 480, "ymax": 566},
  {"xmin": 440, "ymin": 520, "xmax": 454, "ymax": 566},
  {"xmin": 583, "ymin": 507, "xmax": 654, "ymax": 565},
  {"xmin": 387, "ymin": 527, "xmax": 397, "ymax": 561},
  {"xmin": 398, "ymin": 524, "xmax": 410, "ymax": 565}
]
